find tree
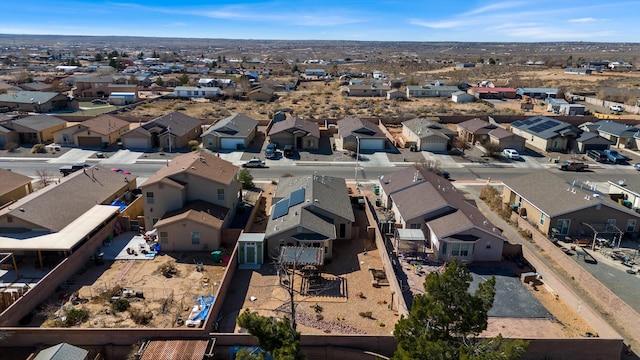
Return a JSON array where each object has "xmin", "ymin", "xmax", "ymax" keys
[
  {"xmin": 454, "ymin": 137, "xmax": 470, "ymax": 155},
  {"xmin": 482, "ymin": 142, "xmax": 502, "ymax": 158},
  {"xmin": 95, "ymin": 53, "xmax": 103, "ymax": 62},
  {"xmin": 291, "ymin": 64, "xmax": 299, "ymax": 73},
  {"xmin": 237, "ymin": 310, "xmax": 305, "ymax": 360},
  {"xmin": 177, "ymin": 74, "xmax": 189, "ymax": 86},
  {"xmin": 155, "ymin": 77, "xmax": 164, "ymax": 86},
  {"xmin": 238, "ymin": 168, "xmax": 254, "ymax": 189},
  {"xmin": 393, "ymin": 260, "xmax": 528, "ymax": 360},
  {"xmin": 35, "ymin": 169, "xmax": 54, "ymax": 187},
  {"xmin": 489, "ymin": 58, "xmax": 496, "ymax": 65}
]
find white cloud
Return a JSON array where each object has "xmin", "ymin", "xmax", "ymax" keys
[
  {"xmin": 464, "ymin": 1, "xmax": 527, "ymax": 16},
  {"xmin": 409, "ymin": 19, "xmax": 467, "ymax": 29},
  {"xmin": 568, "ymin": 17, "xmax": 598, "ymax": 23}
]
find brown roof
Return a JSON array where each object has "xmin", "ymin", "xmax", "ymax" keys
[
  {"xmin": 143, "ymin": 150, "xmax": 238, "ymax": 188},
  {"xmin": 142, "ymin": 111, "xmax": 202, "ymax": 136},
  {"xmin": 392, "ymin": 181, "xmax": 452, "ymax": 221},
  {"xmin": 1, "ymin": 165, "xmax": 136, "ymax": 232},
  {"xmin": 140, "ymin": 340, "xmax": 209, "ymax": 360},
  {"xmin": 79, "ymin": 114, "xmax": 130, "ymax": 135},
  {"xmin": 488, "ymin": 127, "xmax": 516, "ymax": 139},
  {"xmin": 337, "ymin": 116, "xmax": 385, "ymax": 139},
  {"xmin": 268, "ymin": 116, "xmax": 320, "ymax": 138},
  {"xmin": 155, "ymin": 200, "xmax": 228, "ymax": 228},
  {"xmin": 457, "ymin": 118, "xmax": 496, "ymax": 134},
  {"xmin": 0, "ymin": 168, "xmax": 31, "ymax": 197}
]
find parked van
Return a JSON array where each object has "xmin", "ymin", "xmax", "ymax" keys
[{"xmin": 586, "ymin": 150, "xmax": 607, "ymax": 162}]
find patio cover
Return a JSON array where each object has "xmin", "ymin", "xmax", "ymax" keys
[
  {"xmin": 279, "ymin": 246, "xmax": 324, "ymax": 267},
  {"xmin": 395, "ymin": 229, "xmax": 426, "ymax": 242}
]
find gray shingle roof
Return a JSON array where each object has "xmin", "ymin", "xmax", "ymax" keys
[
  {"xmin": 0, "ymin": 91, "xmax": 62, "ymax": 105},
  {"xmin": 141, "ymin": 111, "xmax": 202, "ymax": 136},
  {"xmin": 592, "ymin": 120, "xmax": 639, "ymax": 137},
  {"xmin": 457, "ymin": 118, "xmax": 496, "ymax": 134},
  {"xmin": 34, "ymin": 343, "xmax": 88, "ymax": 360},
  {"xmin": 9, "ymin": 114, "xmax": 66, "ymax": 131},
  {"xmin": 202, "ymin": 113, "xmax": 258, "ymax": 138},
  {"xmin": 268, "ymin": 116, "xmax": 320, "ymax": 138},
  {"xmin": 402, "ymin": 117, "xmax": 454, "ymax": 139}
]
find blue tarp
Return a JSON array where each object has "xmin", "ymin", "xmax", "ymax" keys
[
  {"xmin": 110, "ymin": 200, "xmax": 127, "ymax": 211},
  {"xmin": 192, "ymin": 295, "xmax": 215, "ymax": 321}
]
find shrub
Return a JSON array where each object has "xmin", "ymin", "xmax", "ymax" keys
[
  {"xmin": 31, "ymin": 144, "xmax": 47, "ymax": 153},
  {"xmin": 359, "ymin": 311, "xmax": 373, "ymax": 319},
  {"xmin": 4, "ymin": 141, "xmax": 18, "ymax": 152},
  {"xmin": 129, "ymin": 306, "xmax": 153, "ymax": 325},
  {"xmin": 112, "ymin": 298, "xmax": 130, "ymax": 312},
  {"xmin": 64, "ymin": 307, "xmax": 90, "ymax": 326},
  {"xmin": 188, "ymin": 140, "xmax": 199, "ymax": 151}
]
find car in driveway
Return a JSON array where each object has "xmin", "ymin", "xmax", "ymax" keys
[
  {"xmin": 502, "ymin": 148, "xmax": 521, "ymax": 160},
  {"xmin": 265, "ymin": 143, "xmax": 276, "ymax": 159},
  {"xmin": 603, "ymin": 149, "xmax": 626, "ymax": 164},
  {"xmin": 242, "ymin": 158, "xmax": 266, "ymax": 168},
  {"xmin": 609, "ymin": 105, "xmax": 624, "ymax": 112}
]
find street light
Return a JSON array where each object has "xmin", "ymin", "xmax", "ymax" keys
[{"xmin": 354, "ymin": 136, "xmax": 360, "ymax": 188}]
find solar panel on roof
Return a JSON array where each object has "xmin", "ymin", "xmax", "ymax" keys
[
  {"xmin": 289, "ymin": 188, "xmax": 305, "ymax": 207},
  {"xmin": 529, "ymin": 126, "xmax": 544, "ymax": 133},
  {"xmin": 272, "ymin": 199, "xmax": 290, "ymax": 219}
]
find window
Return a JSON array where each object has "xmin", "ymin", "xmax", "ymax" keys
[
  {"xmin": 441, "ymin": 242, "xmax": 447, "ymax": 255},
  {"xmin": 217, "ymin": 188, "xmax": 225, "ymax": 201},
  {"xmin": 409, "ymin": 223, "xmax": 421, "ymax": 229},
  {"xmin": 146, "ymin": 192, "xmax": 154, "ymax": 204},
  {"xmin": 450, "ymin": 243, "xmax": 470, "ymax": 257},
  {"xmin": 486, "ymin": 242, "xmax": 492, "ymax": 249},
  {"xmin": 160, "ymin": 231, "xmax": 169, "ymax": 244},
  {"xmin": 208, "ymin": 138, "xmax": 213, "ymax": 146},
  {"xmin": 626, "ymin": 219, "xmax": 636, "ymax": 232},
  {"xmin": 540, "ymin": 213, "xmax": 546, "ymax": 226},
  {"xmin": 152, "ymin": 218, "xmax": 159, "ymax": 225},
  {"xmin": 606, "ymin": 219, "xmax": 616, "ymax": 232},
  {"xmin": 191, "ymin": 231, "xmax": 200, "ymax": 245},
  {"xmin": 556, "ymin": 219, "xmax": 571, "ymax": 235},
  {"xmin": 7, "ymin": 216, "xmax": 12, "ymax": 223}
]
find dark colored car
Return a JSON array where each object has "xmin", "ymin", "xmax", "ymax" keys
[
  {"xmin": 59, "ymin": 163, "xmax": 90, "ymax": 176},
  {"xmin": 91, "ymin": 99, "xmax": 108, "ymax": 105},
  {"xmin": 283, "ymin": 145, "xmax": 294, "ymax": 158}
]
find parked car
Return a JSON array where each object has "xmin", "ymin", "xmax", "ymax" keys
[
  {"xmin": 283, "ymin": 145, "xmax": 295, "ymax": 158},
  {"xmin": 265, "ymin": 143, "xmax": 276, "ymax": 159},
  {"xmin": 557, "ymin": 160, "xmax": 588, "ymax": 172},
  {"xmin": 603, "ymin": 149, "xmax": 626, "ymax": 164},
  {"xmin": 242, "ymin": 158, "xmax": 266, "ymax": 168},
  {"xmin": 59, "ymin": 163, "xmax": 90, "ymax": 176},
  {"xmin": 586, "ymin": 149, "xmax": 607, "ymax": 163},
  {"xmin": 91, "ymin": 99, "xmax": 109, "ymax": 105},
  {"xmin": 609, "ymin": 105, "xmax": 624, "ymax": 112},
  {"xmin": 634, "ymin": 163, "xmax": 640, "ymax": 171},
  {"xmin": 502, "ymin": 148, "xmax": 521, "ymax": 160}
]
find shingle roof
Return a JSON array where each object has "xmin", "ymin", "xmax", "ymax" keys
[
  {"xmin": 0, "ymin": 91, "xmax": 62, "ymax": 104},
  {"xmin": 202, "ymin": 113, "xmax": 258, "ymax": 138},
  {"xmin": 457, "ymin": 118, "xmax": 495, "ymax": 134},
  {"xmin": 337, "ymin": 116, "xmax": 384, "ymax": 139},
  {"xmin": 0, "ymin": 165, "xmax": 136, "ymax": 232},
  {"xmin": 488, "ymin": 127, "xmax": 516, "ymax": 139},
  {"xmin": 268, "ymin": 116, "xmax": 320, "ymax": 138},
  {"xmin": 511, "ymin": 116, "xmax": 572, "ymax": 140},
  {"xmin": 34, "ymin": 342, "xmax": 88, "ymax": 360},
  {"xmin": 143, "ymin": 150, "xmax": 238, "ymax": 188},
  {"xmin": 392, "ymin": 181, "xmax": 453, "ymax": 221},
  {"xmin": 9, "ymin": 114, "xmax": 66, "ymax": 131},
  {"xmin": 402, "ymin": 117, "xmax": 455, "ymax": 139},
  {"xmin": 79, "ymin": 114, "xmax": 130, "ymax": 135},
  {"xmin": 142, "ymin": 111, "xmax": 202, "ymax": 137},
  {"xmin": 0, "ymin": 168, "xmax": 32, "ymax": 198},
  {"xmin": 154, "ymin": 200, "xmax": 228, "ymax": 229},
  {"xmin": 592, "ymin": 120, "xmax": 639, "ymax": 137}
]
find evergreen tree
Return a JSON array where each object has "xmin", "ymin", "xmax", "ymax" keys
[{"xmin": 237, "ymin": 310, "xmax": 305, "ymax": 360}]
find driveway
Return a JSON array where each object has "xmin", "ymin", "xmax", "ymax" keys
[
  {"xmin": 99, "ymin": 150, "xmax": 144, "ymax": 165},
  {"xmin": 47, "ymin": 148, "xmax": 95, "ymax": 164}
]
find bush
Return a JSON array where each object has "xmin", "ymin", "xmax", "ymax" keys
[
  {"xmin": 31, "ymin": 144, "xmax": 47, "ymax": 153},
  {"xmin": 129, "ymin": 306, "xmax": 153, "ymax": 325},
  {"xmin": 112, "ymin": 298, "xmax": 130, "ymax": 312},
  {"xmin": 359, "ymin": 311, "xmax": 373, "ymax": 319},
  {"xmin": 64, "ymin": 307, "xmax": 90, "ymax": 326},
  {"xmin": 188, "ymin": 140, "xmax": 199, "ymax": 151},
  {"xmin": 4, "ymin": 141, "xmax": 18, "ymax": 152}
]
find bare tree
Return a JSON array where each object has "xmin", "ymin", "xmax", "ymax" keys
[
  {"xmin": 35, "ymin": 169, "xmax": 55, "ymax": 188},
  {"xmin": 453, "ymin": 137, "xmax": 470, "ymax": 155}
]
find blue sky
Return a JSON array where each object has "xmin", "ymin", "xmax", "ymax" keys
[{"xmin": 2, "ymin": 1, "xmax": 640, "ymax": 42}]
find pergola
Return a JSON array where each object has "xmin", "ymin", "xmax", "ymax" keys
[{"xmin": 579, "ymin": 221, "xmax": 625, "ymax": 250}]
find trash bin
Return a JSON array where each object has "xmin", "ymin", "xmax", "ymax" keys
[
  {"xmin": 373, "ymin": 186, "xmax": 380, "ymax": 195},
  {"xmin": 211, "ymin": 250, "xmax": 222, "ymax": 263}
]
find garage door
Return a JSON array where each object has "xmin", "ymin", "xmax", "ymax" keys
[
  {"xmin": 221, "ymin": 138, "xmax": 245, "ymax": 149},
  {"xmin": 77, "ymin": 136, "xmax": 103, "ymax": 148},
  {"xmin": 420, "ymin": 140, "xmax": 447, "ymax": 153},
  {"xmin": 359, "ymin": 139, "xmax": 385, "ymax": 150},
  {"xmin": 124, "ymin": 138, "xmax": 149, "ymax": 149}
]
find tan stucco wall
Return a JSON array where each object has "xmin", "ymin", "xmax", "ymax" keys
[
  {"xmin": 156, "ymin": 219, "xmax": 222, "ymax": 251},
  {"xmin": 142, "ymin": 183, "xmax": 186, "ymax": 229},
  {"xmin": 0, "ymin": 183, "xmax": 32, "ymax": 207}
]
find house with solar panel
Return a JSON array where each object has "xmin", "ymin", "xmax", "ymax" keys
[
  {"xmin": 265, "ymin": 175, "xmax": 355, "ymax": 261},
  {"xmin": 509, "ymin": 116, "xmax": 579, "ymax": 152}
]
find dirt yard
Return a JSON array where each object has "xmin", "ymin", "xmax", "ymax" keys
[{"xmin": 37, "ymin": 252, "xmax": 229, "ymax": 329}]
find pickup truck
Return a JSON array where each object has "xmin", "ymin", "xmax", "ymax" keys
[
  {"xmin": 59, "ymin": 163, "xmax": 90, "ymax": 176},
  {"xmin": 557, "ymin": 161, "xmax": 588, "ymax": 171},
  {"xmin": 603, "ymin": 149, "xmax": 626, "ymax": 164}
]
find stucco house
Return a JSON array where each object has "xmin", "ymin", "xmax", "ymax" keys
[
  {"xmin": 336, "ymin": 116, "xmax": 387, "ymax": 151},
  {"xmin": 487, "ymin": 127, "xmax": 527, "ymax": 152},
  {"xmin": 268, "ymin": 116, "xmax": 320, "ymax": 151},
  {"xmin": 456, "ymin": 118, "xmax": 498, "ymax": 146},
  {"xmin": 247, "ymin": 87, "xmax": 275, "ymax": 102},
  {"xmin": 510, "ymin": 116, "xmax": 578, "ymax": 152},
  {"xmin": 4, "ymin": 114, "xmax": 67, "ymax": 144},
  {"xmin": 503, "ymin": 172, "xmax": 640, "ymax": 240},
  {"xmin": 140, "ymin": 151, "xmax": 240, "ymax": 251},
  {"xmin": 173, "ymin": 86, "xmax": 221, "ymax": 99},
  {"xmin": 0, "ymin": 91, "xmax": 77, "ymax": 113},
  {"xmin": 120, "ymin": 112, "xmax": 203, "ymax": 150},
  {"xmin": 468, "ymin": 87, "xmax": 517, "ymax": 99},
  {"xmin": 201, "ymin": 113, "xmax": 258, "ymax": 150},
  {"xmin": 406, "ymin": 85, "xmax": 460, "ymax": 98},
  {"xmin": 53, "ymin": 114, "xmax": 130, "ymax": 148},
  {"xmin": 0, "ymin": 124, "xmax": 19, "ymax": 148},
  {"xmin": 264, "ymin": 175, "xmax": 354, "ymax": 261},
  {"xmin": 0, "ymin": 168, "xmax": 33, "ymax": 207},
  {"xmin": 401, "ymin": 117, "xmax": 455, "ymax": 152},
  {"xmin": 580, "ymin": 120, "xmax": 639, "ymax": 149},
  {"xmin": 72, "ymin": 75, "xmax": 117, "ymax": 98},
  {"xmin": 379, "ymin": 166, "xmax": 506, "ymax": 263}
]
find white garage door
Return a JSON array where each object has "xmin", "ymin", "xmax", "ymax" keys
[
  {"xmin": 359, "ymin": 139, "xmax": 385, "ymax": 150},
  {"xmin": 420, "ymin": 140, "xmax": 447, "ymax": 152},
  {"xmin": 124, "ymin": 138, "xmax": 149, "ymax": 149},
  {"xmin": 221, "ymin": 138, "xmax": 245, "ymax": 149}
]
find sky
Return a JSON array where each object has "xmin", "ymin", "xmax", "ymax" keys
[{"xmin": 2, "ymin": 0, "xmax": 640, "ymax": 42}]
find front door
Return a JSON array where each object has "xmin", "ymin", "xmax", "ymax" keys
[
  {"xmin": 245, "ymin": 242, "xmax": 257, "ymax": 264},
  {"xmin": 339, "ymin": 223, "xmax": 346, "ymax": 238},
  {"xmin": 296, "ymin": 136, "xmax": 302, "ymax": 149}
]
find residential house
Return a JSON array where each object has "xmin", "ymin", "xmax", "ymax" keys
[
  {"xmin": 53, "ymin": 114, "xmax": 130, "ymax": 147},
  {"xmin": 72, "ymin": 75, "xmax": 116, "ymax": 98},
  {"xmin": 0, "ymin": 91, "xmax": 77, "ymax": 113},
  {"xmin": 456, "ymin": 118, "xmax": 498, "ymax": 146},
  {"xmin": 487, "ymin": 127, "xmax": 527, "ymax": 152},
  {"xmin": 0, "ymin": 82, "xmax": 20, "ymax": 94},
  {"xmin": 120, "ymin": 112, "xmax": 203, "ymax": 150},
  {"xmin": 503, "ymin": 172, "xmax": 640, "ymax": 239},
  {"xmin": 247, "ymin": 87, "xmax": 275, "ymax": 102},
  {"xmin": 5, "ymin": 114, "xmax": 67, "ymax": 144},
  {"xmin": 580, "ymin": 120, "xmax": 639, "ymax": 148},
  {"xmin": 201, "ymin": 113, "xmax": 258, "ymax": 150},
  {"xmin": 337, "ymin": 116, "xmax": 387, "ymax": 150},
  {"xmin": 173, "ymin": 86, "xmax": 221, "ymax": 98},
  {"xmin": 510, "ymin": 116, "xmax": 578, "ymax": 152},
  {"xmin": 379, "ymin": 166, "xmax": 506, "ymax": 263},
  {"xmin": 565, "ymin": 68, "xmax": 592, "ymax": 75},
  {"xmin": 33, "ymin": 342, "xmax": 89, "ymax": 360},
  {"xmin": 386, "ymin": 89, "xmax": 407, "ymax": 100},
  {"xmin": 264, "ymin": 175, "xmax": 354, "ymax": 260},
  {"xmin": 304, "ymin": 69, "xmax": 326, "ymax": 78},
  {"xmin": 268, "ymin": 116, "xmax": 320, "ymax": 150},
  {"xmin": 516, "ymin": 88, "xmax": 559, "ymax": 99},
  {"xmin": 0, "ymin": 168, "xmax": 33, "ymax": 207},
  {"xmin": 405, "ymin": 85, "xmax": 460, "ymax": 98},
  {"xmin": 18, "ymin": 81, "xmax": 52, "ymax": 92},
  {"xmin": 401, "ymin": 117, "xmax": 454, "ymax": 152},
  {"xmin": 451, "ymin": 91, "xmax": 474, "ymax": 103},
  {"xmin": 140, "ymin": 151, "xmax": 240, "ymax": 251},
  {"xmin": 341, "ymin": 84, "xmax": 390, "ymax": 97},
  {"xmin": 0, "ymin": 124, "xmax": 19, "ymax": 148},
  {"xmin": 468, "ymin": 87, "xmax": 517, "ymax": 100},
  {"xmin": 574, "ymin": 131, "xmax": 611, "ymax": 153}
]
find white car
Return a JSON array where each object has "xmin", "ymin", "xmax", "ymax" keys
[
  {"xmin": 242, "ymin": 158, "xmax": 266, "ymax": 168},
  {"xmin": 503, "ymin": 148, "xmax": 521, "ymax": 160},
  {"xmin": 609, "ymin": 105, "xmax": 624, "ymax": 112}
]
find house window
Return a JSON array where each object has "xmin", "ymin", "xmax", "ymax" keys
[
  {"xmin": 217, "ymin": 188, "xmax": 225, "ymax": 201},
  {"xmin": 441, "ymin": 242, "xmax": 447, "ymax": 255},
  {"xmin": 486, "ymin": 242, "xmax": 492, "ymax": 249},
  {"xmin": 146, "ymin": 192, "xmax": 154, "ymax": 204},
  {"xmin": 540, "ymin": 213, "xmax": 546, "ymax": 226},
  {"xmin": 627, "ymin": 219, "xmax": 636, "ymax": 232},
  {"xmin": 191, "ymin": 231, "xmax": 200, "ymax": 245},
  {"xmin": 451, "ymin": 243, "xmax": 469, "ymax": 257},
  {"xmin": 556, "ymin": 219, "xmax": 571, "ymax": 235},
  {"xmin": 409, "ymin": 223, "xmax": 421, "ymax": 229},
  {"xmin": 606, "ymin": 219, "xmax": 616, "ymax": 232},
  {"xmin": 7, "ymin": 216, "xmax": 12, "ymax": 223},
  {"xmin": 208, "ymin": 138, "xmax": 213, "ymax": 146},
  {"xmin": 160, "ymin": 231, "xmax": 169, "ymax": 244}
]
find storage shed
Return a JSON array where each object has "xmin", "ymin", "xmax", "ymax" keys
[{"xmin": 237, "ymin": 233, "xmax": 265, "ymax": 269}]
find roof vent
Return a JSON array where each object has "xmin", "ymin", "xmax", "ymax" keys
[{"xmin": 314, "ymin": 199, "xmax": 319, "ymax": 203}]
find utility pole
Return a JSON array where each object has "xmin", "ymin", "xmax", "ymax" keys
[{"xmin": 354, "ymin": 136, "xmax": 360, "ymax": 188}]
